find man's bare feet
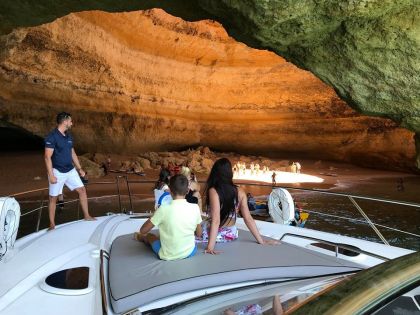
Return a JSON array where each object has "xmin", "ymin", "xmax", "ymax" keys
[
  {"xmin": 47, "ymin": 225, "xmax": 55, "ymax": 231},
  {"xmin": 84, "ymin": 216, "xmax": 96, "ymax": 221}
]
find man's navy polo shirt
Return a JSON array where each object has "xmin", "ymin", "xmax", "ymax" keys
[{"xmin": 44, "ymin": 128, "xmax": 74, "ymax": 173}]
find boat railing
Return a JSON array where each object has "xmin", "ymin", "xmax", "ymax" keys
[
  {"xmin": 99, "ymin": 249, "xmax": 110, "ymax": 315},
  {"xmin": 278, "ymin": 185, "xmax": 420, "ymax": 246},
  {"xmin": 8, "ymin": 176, "xmax": 420, "ymax": 250},
  {"xmin": 10, "ymin": 176, "xmax": 151, "ymax": 236}
]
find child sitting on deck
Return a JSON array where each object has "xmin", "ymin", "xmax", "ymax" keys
[{"xmin": 135, "ymin": 174, "xmax": 202, "ymax": 260}]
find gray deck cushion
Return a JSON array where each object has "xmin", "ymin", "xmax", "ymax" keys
[{"xmin": 109, "ymin": 231, "xmax": 363, "ymax": 314}]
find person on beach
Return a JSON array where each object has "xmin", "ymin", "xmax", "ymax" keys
[
  {"xmin": 101, "ymin": 160, "xmax": 109, "ymax": 175},
  {"xmin": 44, "ymin": 112, "xmax": 95, "ymax": 230},
  {"xmin": 295, "ymin": 161, "xmax": 302, "ymax": 174},
  {"xmin": 272, "ymin": 172, "xmax": 277, "ymax": 187},
  {"xmin": 255, "ymin": 163, "xmax": 260, "ymax": 175},
  {"xmin": 200, "ymin": 158, "xmax": 278, "ymax": 254},
  {"xmin": 233, "ymin": 164, "xmax": 238, "ymax": 178},
  {"xmin": 396, "ymin": 177, "xmax": 405, "ymax": 192},
  {"xmin": 290, "ymin": 162, "xmax": 297, "ymax": 173},
  {"xmin": 106, "ymin": 155, "xmax": 111, "ymax": 170},
  {"xmin": 135, "ymin": 174, "xmax": 202, "ymax": 261}
]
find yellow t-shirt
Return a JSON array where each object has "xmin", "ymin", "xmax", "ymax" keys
[{"xmin": 151, "ymin": 199, "xmax": 202, "ymax": 260}]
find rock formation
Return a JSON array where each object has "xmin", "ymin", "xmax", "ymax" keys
[
  {"xmin": 0, "ymin": 9, "xmax": 416, "ymax": 171},
  {"xmin": 196, "ymin": 0, "xmax": 420, "ymax": 167},
  {"xmin": 93, "ymin": 146, "xmax": 302, "ymax": 176}
]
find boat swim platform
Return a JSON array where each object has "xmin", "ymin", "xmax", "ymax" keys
[{"xmin": 109, "ymin": 230, "xmax": 363, "ymax": 314}]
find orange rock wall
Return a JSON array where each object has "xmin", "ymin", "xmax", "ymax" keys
[{"xmin": 0, "ymin": 9, "xmax": 415, "ymax": 169}]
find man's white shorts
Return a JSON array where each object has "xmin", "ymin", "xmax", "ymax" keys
[{"xmin": 49, "ymin": 168, "xmax": 84, "ymax": 197}]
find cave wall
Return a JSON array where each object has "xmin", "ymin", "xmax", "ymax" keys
[
  {"xmin": 0, "ymin": 1, "xmax": 418, "ymax": 168},
  {"xmin": 0, "ymin": 9, "xmax": 415, "ymax": 170},
  {"xmin": 197, "ymin": 0, "xmax": 420, "ymax": 167}
]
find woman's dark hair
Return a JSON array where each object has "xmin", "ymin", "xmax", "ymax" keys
[
  {"xmin": 155, "ymin": 168, "xmax": 170, "ymax": 189},
  {"xmin": 205, "ymin": 158, "xmax": 238, "ymax": 226}
]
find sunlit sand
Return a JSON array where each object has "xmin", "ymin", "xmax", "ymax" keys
[{"xmin": 234, "ymin": 169, "xmax": 324, "ymax": 184}]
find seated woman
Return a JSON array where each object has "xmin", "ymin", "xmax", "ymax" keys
[
  {"xmin": 200, "ymin": 158, "xmax": 278, "ymax": 254},
  {"xmin": 153, "ymin": 168, "xmax": 172, "ymax": 209}
]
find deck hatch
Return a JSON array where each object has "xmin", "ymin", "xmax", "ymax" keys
[{"xmin": 45, "ymin": 267, "xmax": 89, "ymax": 290}]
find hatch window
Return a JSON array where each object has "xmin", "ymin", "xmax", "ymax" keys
[{"xmin": 45, "ymin": 267, "xmax": 89, "ymax": 290}]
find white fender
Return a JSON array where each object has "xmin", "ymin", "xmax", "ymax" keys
[
  {"xmin": 0, "ymin": 197, "xmax": 21, "ymax": 260},
  {"xmin": 268, "ymin": 188, "xmax": 295, "ymax": 225}
]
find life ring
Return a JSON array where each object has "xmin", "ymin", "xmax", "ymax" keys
[
  {"xmin": 0, "ymin": 197, "xmax": 21, "ymax": 261},
  {"xmin": 268, "ymin": 188, "xmax": 295, "ymax": 225}
]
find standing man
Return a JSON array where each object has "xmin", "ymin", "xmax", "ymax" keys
[{"xmin": 44, "ymin": 112, "xmax": 95, "ymax": 230}]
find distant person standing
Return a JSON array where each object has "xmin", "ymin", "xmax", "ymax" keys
[
  {"xmin": 272, "ymin": 172, "xmax": 277, "ymax": 187},
  {"xmin": 290, "ymin": 162, "xmax": 297, "ymax": 173},
  {"xmin": 295, "ymin": 161, "xmax": 302, "ymax": 173},
  {"xmin": 255, "ymin": 163, "xmax": 260, "ymax": 175},
  {"xmin": 44, "ymin": 112, "xmax": 95, "ymax": 230},
  {"xmin": 396, "ymin": 177, "xmax": 405, "ymax": 192},
  {"xmin": 232, "ymin": 164, "xmax": 238, "ymax": 178},
  {"xmin": 101, "ymin": 161, "xmax": 109, "ymax": 175}
]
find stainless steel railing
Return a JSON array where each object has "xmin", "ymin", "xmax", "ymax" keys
[{"xmin": 8, "ymin": 176, "xmax": 420, "ymax": 249}]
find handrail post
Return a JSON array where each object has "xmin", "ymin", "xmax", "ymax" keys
[
  {"xmin": 116, "ymin": 176, "xmax": 122, "ymax": 213},
  {"xmin": 36, "ymin": 190, "xmax": 45, "ymax": 232},
  {"xmin": 348, "ymin": 196, "xmax": 390, "ymax": 246},
  {"xmin": 100, "ymin": 249, "xmax": 110, "ymax": 315},
  {"xmin": 125, "ymin": 176, "xmax": 133, "ymax": 213}
]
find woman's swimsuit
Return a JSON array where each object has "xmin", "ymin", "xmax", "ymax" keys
[{"xmin": 197, "ymin": 202, "xmax": 239, "ymax": 243}]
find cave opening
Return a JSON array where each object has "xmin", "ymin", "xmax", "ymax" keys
[{"xmin": 0, "ymin": 126, "xmax": 44, "ymax": 151}]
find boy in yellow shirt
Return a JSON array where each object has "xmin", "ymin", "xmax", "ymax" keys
[{"xmin": 135, "ymin": 174, "xmax": 202, "ymax": 260}]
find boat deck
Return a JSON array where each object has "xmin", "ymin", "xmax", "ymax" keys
[{"xmin": 109, "ymin": 230, "xmax": 364, "ymax": 313}]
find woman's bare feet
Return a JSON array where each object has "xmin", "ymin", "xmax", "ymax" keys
[
  {"xmin": 47, "ymin": 225, "xmax": 55, "ymax": 231},
  {"xmin": 84, "ymin": 216, "xmax": 96, "ymax": 221}
]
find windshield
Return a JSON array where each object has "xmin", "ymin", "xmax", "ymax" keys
[{"xmin": 148, "ymin": 275, "xmax": 350, "ymax": 315}]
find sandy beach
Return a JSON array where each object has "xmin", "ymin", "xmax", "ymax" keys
[{"xmin": 2, "ymin": 150, "xmax": 420, "ymax": 202}]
